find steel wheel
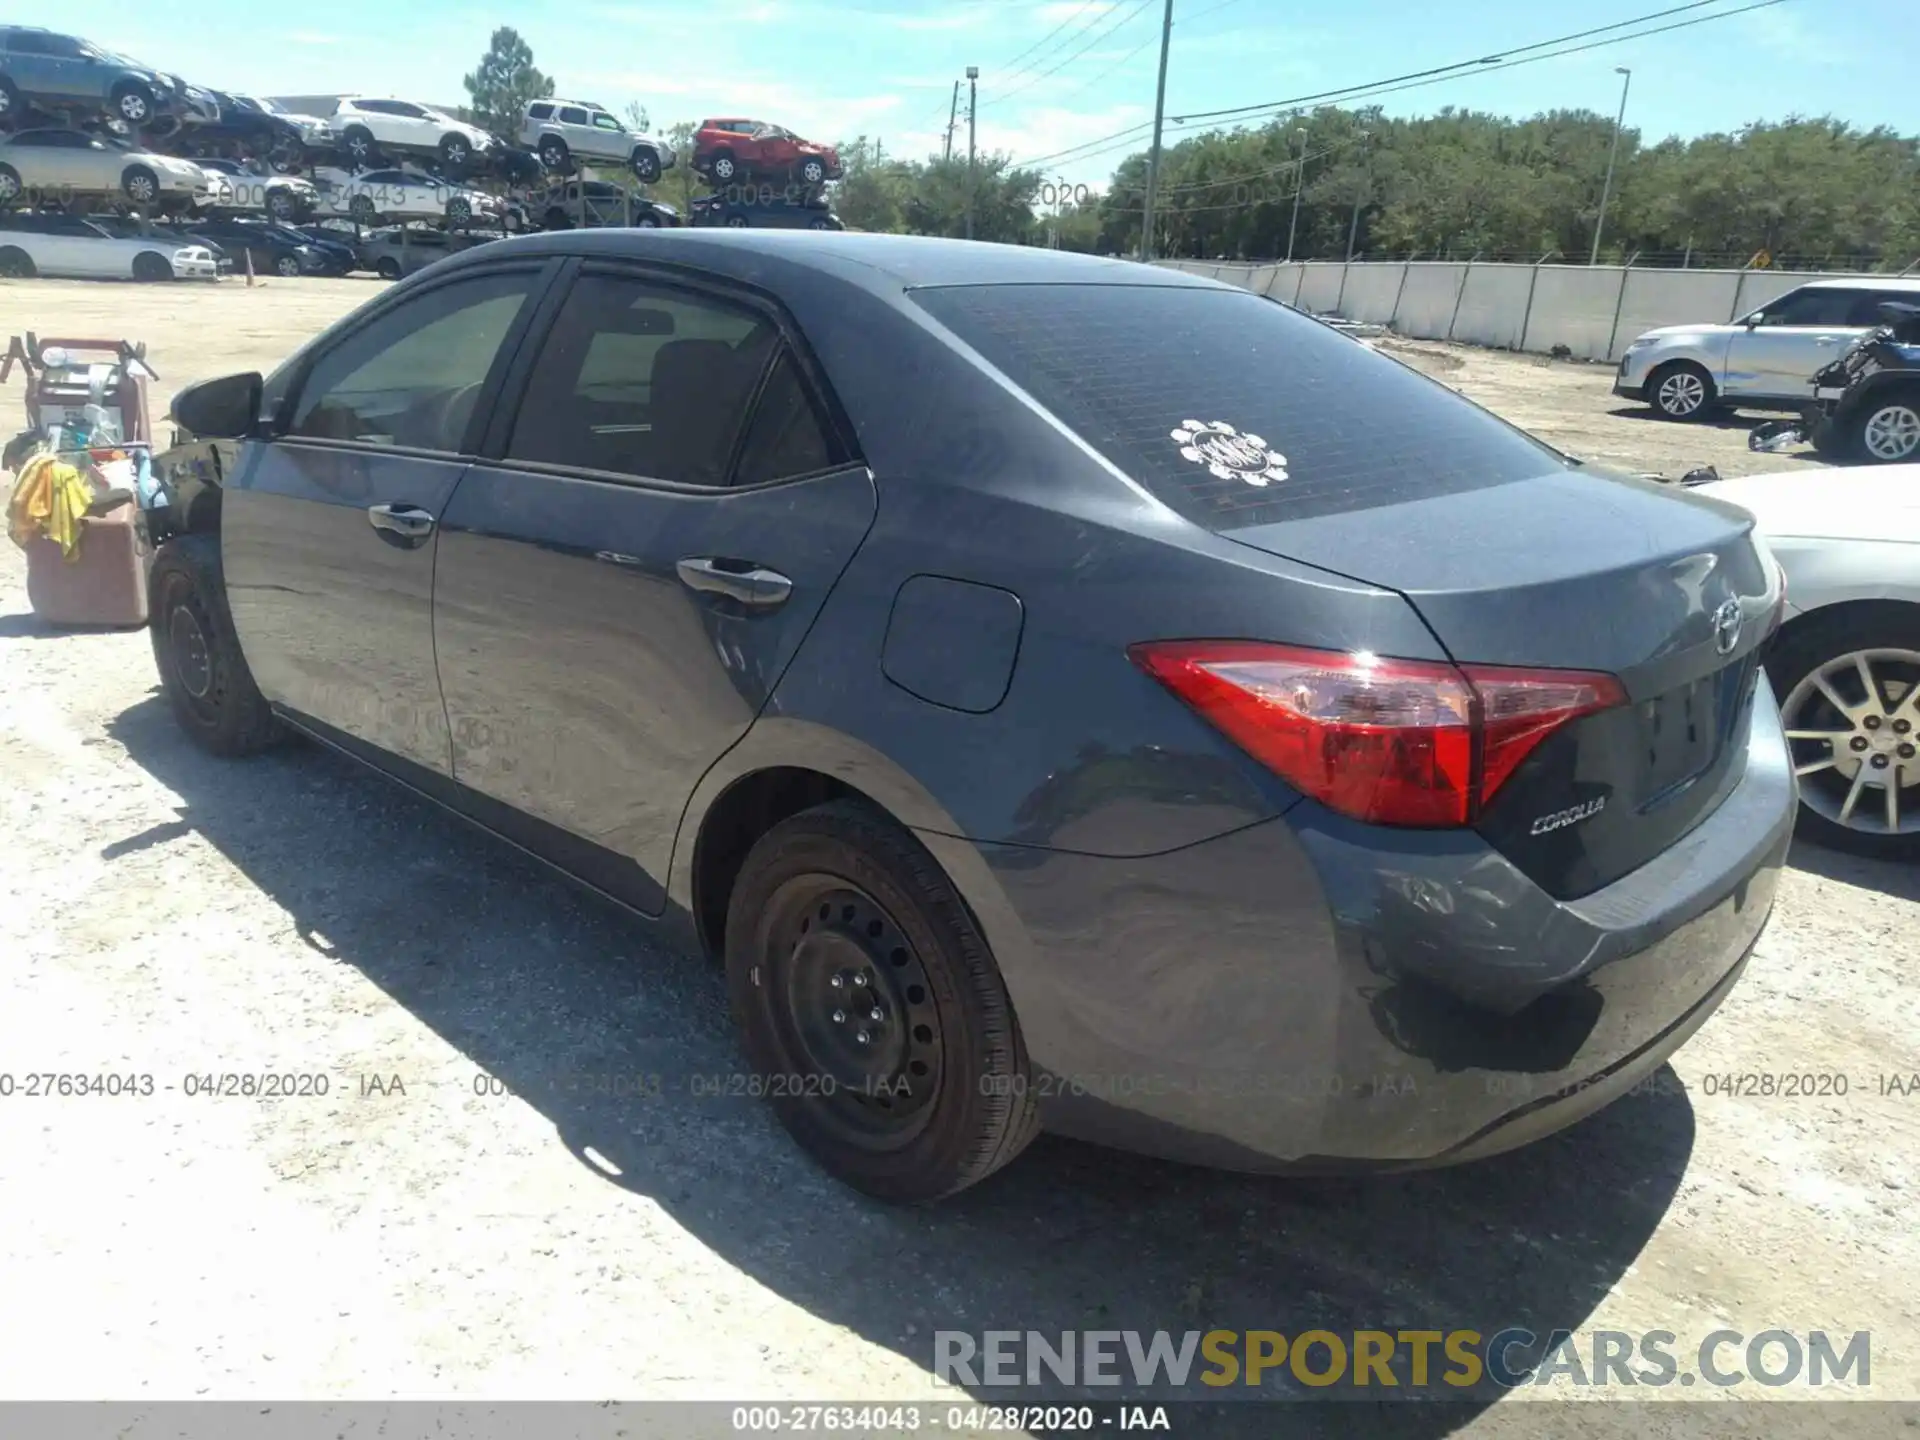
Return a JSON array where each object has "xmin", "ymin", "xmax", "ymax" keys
[
  {"xmin": 1861, "ymin": 403, "xmax": 1920, "ymax": 463},
  {"xmin": 1781, "ymin": 647, "xmax": 1920, "ymax": 841},
  {"xmin": 764, "ymin": 880, "xmax": 945, "ymax": 1145},
  {"xmin": 1652, "ymin": 364, "xmax": 1710, "ymax": 420}
]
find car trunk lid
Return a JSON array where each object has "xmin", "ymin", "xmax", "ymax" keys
[{"xmin": 1220, "ymin": 469, "xmax": 1776, "ymax": 898}]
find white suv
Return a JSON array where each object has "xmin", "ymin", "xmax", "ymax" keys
[
  {"xmin": 332, "ymin": 97, "xmax": 496, "ymax": 171},
  {"xmin": 1615, "ymin": 277, "xmax": 1920, "ymax": 421},
  {"xmin": 519, "ymin": 99, "xmax": 675, "ymax": 182}
]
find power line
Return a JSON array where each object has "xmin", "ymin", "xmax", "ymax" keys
[
  {"xmin": 993, "ymin": 0, "xmax": 1123, "ymax": 91},
  {"xmin": 1010, "ymin": 0, "xmax": 1795, "ymax": 170},
  {"xmin": 980, "ymin": 0, "xmax": 1159, "ymax": 111}
]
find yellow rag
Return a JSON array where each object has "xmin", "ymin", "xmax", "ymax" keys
[{"xmin": 7, "ymin": 454, "xmax": 95, "ymax": 561}]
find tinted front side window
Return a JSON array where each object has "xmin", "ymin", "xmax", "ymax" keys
[
  {"xmin": 287, "ymin": 270, "xmax": 534, "ymax": 451},
  {"xmin": 911, "ymin": 284, "xmax": 1564, "ymax": 528},
  {"xmin": 505, "ymin": 273, "xmax": 775, "ymax": 485},
  {"xmin": 560, "ymin": 106, "xmax": 589, "ymax": 124},
  {"xmin": 528, "ymin": 103, "xmax": 553, "ymax": 120},
  {"xmin": 1763, "ymin": 288, "xmax": 1859, "ymax": 327}
]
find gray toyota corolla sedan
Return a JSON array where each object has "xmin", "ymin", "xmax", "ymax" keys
[{"xmin": 149, "ymin": 231, "xmax": 1796, "ymax": 1202}]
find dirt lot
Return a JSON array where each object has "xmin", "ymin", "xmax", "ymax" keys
[{"xmin": 0, "ymin": 277, "xmax": 1911, "ymax": 1435}]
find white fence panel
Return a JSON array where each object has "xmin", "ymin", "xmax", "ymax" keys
[
  {"xmin": 1449, "ymin": 264, "xmax": 1536, "ymax": 349},
  {"xmin": 1338, "ymin": 263, "xmax": 1406, "ymax": 325},
  {"xmin": 1522, "ymin": 266, "xmax": 1630, "ymax": 360},
  {"xmin": 1292, "ymin": 262, "xmax": 1345, "ymax": 313},
  {"xmin": 1393, "ymin": 264, "xmax": 1469, "ymax": 336}
]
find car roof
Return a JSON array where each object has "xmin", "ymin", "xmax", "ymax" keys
[
  {"xmin": 1800, "ymin": 276, "xmax": 1920, "ymax": 291},
  {"xmin": 447, "ymin": 230, "xmax": 1219, "ymax": 294}
]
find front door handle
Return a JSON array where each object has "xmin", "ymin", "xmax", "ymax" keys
[
  {"xmin": 676, "ymin": 556, "xmax": 792, "ymax": 610},
  {"xmin": 368, "ymin": 502, "xmax": 435, "ymax": 545}
]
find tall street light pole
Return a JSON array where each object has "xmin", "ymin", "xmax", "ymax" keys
[
  {"xmin": 1285, "ymin": 127, "xmax": 1306, "ymax": 263},
  {"xmin": 1137, "ymin": 0, "xmax": 1175, "ymax": 262},
  {"xmin": 965, "ymin": 65, "xmax": 978, "ymax": 240},
  {"xmin": 1590, "ymin": 66, "xmax": 1632, "ymax": 266},
  {"xmin": 944, "ymin": 80, "xmax": 959, "ymax": 162}
]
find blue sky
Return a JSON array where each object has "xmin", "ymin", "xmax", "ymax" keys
[{"xmin": 68, "ymin": 0, "xmax": 1916, "ymax": 187}]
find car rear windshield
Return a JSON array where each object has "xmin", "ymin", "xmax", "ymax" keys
[{"xmin": 909, "ymin": 282, "xmax": 1569, "ymax": 529}]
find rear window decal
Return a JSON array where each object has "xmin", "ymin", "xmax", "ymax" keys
[{"xmin": 1170, "ymin": 420, "xmax": 1288, "ymax": 487}]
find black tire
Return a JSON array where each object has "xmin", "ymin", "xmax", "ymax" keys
[
  {"xmin": 1647, "ymin": 360, "xmax": 1717, "ymax": 422},
  {"xmin": 0, "ymin": 77, "xmax": 17, "ymax": 125},
  {"xmin": 542, "ymin": 207, "xmax": 572, "ymax": 231},
  {"xmin": 376, "ymin": 256, "xmax": 401, "ymax": 280},
  {"xmin": 438, "ymin": 133, "xmax": 471, "ymax": 170},
  {"xmin": 1849, "ymin": 388, "xmax": 1920, "ymax": 466},
  {"xmin": 446, "ymin": 195, "xmax": 472, "ymax": 224},
  {"xmin": 0, "ymin": 244, "xmax": 35, "ymax": 279},
  {"xmin": 725, "ymin": 214, "xmax": 750, "ymax": 228},
  {"xmin": 149, "ymin": 538, "xmax": 286, "ymax": 757},
  {"xmin": 538, "ymin": 136, "xmax": 569, "ymax": 172},
  {"xmin": 275, "ymin": 253, "xmax": 301, "ymax": 277},
  {"xmin": 341, "ymin": 125, "xmax": 375, "ymax": 167},
  {"xmin": 132, "ymin": 250, "xmax": 173, "ymax": 282},
  {"xmin": 111, "ymin": 82, "xmax": 155, "ymax": 126},
  {"xmin": 1809, "ymin": 415, "xmax": 1847, "ymax": 459},
  {"xmin": 1767, "ymin": 603, "xmax": 1920, "ymax": 861},
  {"xmin": 808, "ymin": 217, "xmax": 831, "ymax": 230},
  {"xmin": 349, "ymin": 194, "xmax": 377, "ymax": 225},
  {"xmin": 798, "ymin": 156, "xmax": 826, "ymax": 186},
  {"xmin": 266, "ymin": 134, "xmax": 303, "ymax": 174},
  {"xmin": 0, "ymin": 163, "xmax": 21, "ymax": 205},
  {"xmin": 725, "ymin": 800, "xmax": 1041, "ymax": 1203},
  {"xmin": 630, "ymin": 146, "xmax": 662, "ymax": 183},
  {"xmin": 265, "ymin": 187, "xmax": 297, "ymax": 221},
  {"xmin": 122, "ymin": 165, "xmax": 160, "ymax": 204},
  {"xmin": 709, "ymin": 149, "xmax": 737, "ymax": 182},
  {"xmin": 633, "ymin": 213, "xmax": 658, "ymax": 228}
]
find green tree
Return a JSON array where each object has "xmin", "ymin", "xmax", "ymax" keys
[{"xmin": 462, "ymin": 27, "xmax": 553, "ymax": 138}]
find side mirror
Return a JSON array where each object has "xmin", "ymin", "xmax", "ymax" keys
[
  {"xmin": 171, "ymin": 371, "xmax": 263, "ymax": 439},
  {"xmin": 1744, "ymin": 314, "xmax": 1764, "ymax": 329}
]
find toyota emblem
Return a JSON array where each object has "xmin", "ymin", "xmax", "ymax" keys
[{"xmin": 1712, "ymin": 598, "xmax": 1743, "ymax": 656}]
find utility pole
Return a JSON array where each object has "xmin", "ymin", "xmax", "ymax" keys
[
  {"xmin": 1590, "ymin": 66, "xmax": 1632, "ymax": 265},
  {"xmin": 1345, "ymin": 130, "xmax": 1370, "ymax": 262},
  {"xmin": 965, "ymin": 66, "xmax": 978, "ymax": 240},
  {"xmin": 944, "ymin": 80, "xmax": 959, "ymax": 163},
  {"xmin": 1285, "ymin": 127, "xmax": 1306, "ymax": 263},
  {"xmin": 1137, "ymin": 0, "xmax": 1175, "ymax": 262}
]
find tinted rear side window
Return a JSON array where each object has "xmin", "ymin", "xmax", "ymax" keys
[{"xmin": 910, "ymin": 284, "xmax": 1565, "ymax": 528}]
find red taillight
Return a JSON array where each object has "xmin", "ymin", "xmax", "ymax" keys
[{"xmin": 1129, "ymin": 641, "xmax": 1625, "ymax": 828}]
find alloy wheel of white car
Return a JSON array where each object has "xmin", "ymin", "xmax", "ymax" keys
[
  {"xmin": 1781, "ymin": 646, "xmax": 1920, "ymax": 843},
  {"xmin": 1653, "ymin": 366, "xmax": 1709, "ymax": 419},
  {"xmin": 1861, "ymin": 403, "xmax": 1920, "ymax": 463}
]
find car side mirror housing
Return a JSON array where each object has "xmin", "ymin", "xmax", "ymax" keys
[{"xmin": 171, "ymin": 371, "xmax": 263, "ymax": 439}]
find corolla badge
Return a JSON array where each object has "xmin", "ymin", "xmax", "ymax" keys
[
  {"xmin": 1169, "ymin": 419, "xmax": 1289, "ymax": 486},
  {"xmin": 1530, "ymin": 797, "xmax": 1607, "ymax": 836},
  {"xmin": 1712, "ymin": 597, "xmax": 1743, "ymax": 656}
]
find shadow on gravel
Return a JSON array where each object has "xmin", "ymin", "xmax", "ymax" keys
[
  {"xmin": 108, "ymin": 692, "xmax": 1695, "ymax": 1438},
  {"xmin": 0, "ymin": 609, "xmax": 143, "ymax": 639},
  {"xmin": 1787, "ymin": 839, "xmax": 1920, "ymax": 903}
]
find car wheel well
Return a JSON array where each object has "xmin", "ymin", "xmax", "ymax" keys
[
  {"xmin": 692, "ymin": 766, "xmax": 861, "ymax": 960},
  {"xmin": 1772, "ymin": 597, "xmax": 1920, "ymax": 651}
]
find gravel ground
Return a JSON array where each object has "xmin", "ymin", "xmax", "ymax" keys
[{"xmin": 0, "ymin": 278, "xmax": 1913, "ymax": 1436}]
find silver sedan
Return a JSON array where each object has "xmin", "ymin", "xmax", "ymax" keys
[{"xmin": 1697, "ymin": 466, "xmax": 1920, "ymax": 858}]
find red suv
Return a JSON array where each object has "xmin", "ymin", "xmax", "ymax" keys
[{"xmin": 692, "ymin": 118, "xmax": 841, "ymax": 186}]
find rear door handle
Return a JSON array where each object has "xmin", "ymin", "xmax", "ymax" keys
[
  {"xmin": 367, "ymin": 502, "xmax": 435, "ymax": 544},
  {"xmin": 676, "ymin": 556, "xmax": 792, "ymax": 610}
]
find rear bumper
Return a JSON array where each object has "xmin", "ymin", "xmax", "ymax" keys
[{"xmin": 957, "ymin": 672, "xmax": 1795, "ymax": 1172}]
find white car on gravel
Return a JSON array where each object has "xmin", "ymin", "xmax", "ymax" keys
[
  {"xmin": 1616, "ymin": 277, "xmax": 1920, "ymax": 422},
  {"xmin": 519, "ymin": 99, "xmax": 675, "ymax": 181},
  {"xmin": 330, "ymin": 97, "xmax": 496, "ymax": 171},
  {"xmin": 309, "ymin": 166, "xmax": 500, "ymax": 227},
  {"xmin": 1693, "ymin": 464, "xmax": 1920, "ymax": 859},
  {"xmin": 0, "ymin": 211, "xmax": 218, "ymax": 280}
]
